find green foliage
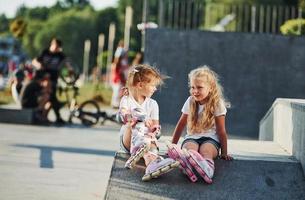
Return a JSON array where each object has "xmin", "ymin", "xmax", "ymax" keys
[
  {"xmin": 0, "ymin": 87, "xmax": 13, "ymax": 105},
  {"xmin": 31, "ymin": 7, "xmax": 97, "ymax": 72},
  {"xmin": 22, "ymin": 20, "xmax": 44, "ymax": 57},
  {"xmin": 280, "ymin": 18, "xmax": 305, "ymax": 35},
  {"xmin": 299, "ymin": 0, "xmax": 305, "ymax": 9},
  {"xmin": 0, "ymin": 14, "xmax": 10, "ymax": 33}
]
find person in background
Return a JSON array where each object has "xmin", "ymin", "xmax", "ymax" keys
[
  {"xmin": 131, "ymin": 52, "xmax": 143, "ymax": 66},
  {"xmin": 32, "ymin": 38, "xmax": 73, "ymax": 124},
  {"xmin": 20, "ymin": 70, "xmax": 52, "ymax": 124},
  {"xmin": 111, "ymin": 40, "xmax": 129, "ymax": 108}
]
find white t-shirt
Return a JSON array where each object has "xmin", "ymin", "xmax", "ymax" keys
[
  {"xmin": 119, "ymin": 95, "xmax": 159, "ymax": 136},
  {"xmin": 182, "ymin": 96, "xmax": 227, "ymax": 142}
]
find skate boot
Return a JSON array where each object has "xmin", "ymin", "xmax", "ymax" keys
[
  {"xmin": 166, "ymin": 142, "xmax": 198, "ymax": 182},
  {"xmin": 183, "ymin": 149, "xmax": 214, "ymax": 184},
  {"xmin": 125, "ymin": 137, "xmax": 149, "ymax": 169},
  {"xmin": 142, "ymin": 155, "xmax": 179, "ymax": 181}
]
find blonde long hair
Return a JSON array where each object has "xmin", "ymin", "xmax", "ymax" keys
[{"xmin": 188, "ymin": 66, "xmax": 226, "ymax": 133}]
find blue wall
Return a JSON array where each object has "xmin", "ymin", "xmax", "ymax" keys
[{"xmin": 145, "ymin": 29, "xmax": 305, "ymax": 139}]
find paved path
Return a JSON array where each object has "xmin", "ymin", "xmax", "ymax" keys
[{"xmin": 0, "ymin": 122, "xmax": 120, "ymax": 200}]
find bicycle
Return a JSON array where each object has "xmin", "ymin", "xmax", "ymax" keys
[{"xmin": 58, "ymin": 72, "xmax": 119, "ymax": 127}]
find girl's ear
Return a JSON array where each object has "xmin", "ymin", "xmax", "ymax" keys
[{"xmin": 134, "ymin": 81, "xmax": 142, "ymax": 89}]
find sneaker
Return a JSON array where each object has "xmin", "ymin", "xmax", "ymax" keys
[
  {"xmin": 166, "ymin": 142, "xmax": 198, "ymax": 182},
  {"xmin": 183, "ymin": 149, "xmax": 214, "ymax": 184},
  {"xmin": 142, "ymin": 156, "xmax": 179, "ymax": 181},
  {"xmin": 125, "ymin": 143, "xmax": 149, "ymax": 169}
]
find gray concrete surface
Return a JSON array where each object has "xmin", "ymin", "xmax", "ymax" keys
[
  {"xmin": 0, "ymin": 122, "xmax": 120, "ymax": 200},
  {"xmin": 106, "ymin": 137, "xmax": 305, "ymax": 200},
  {"xmin": 106, "ymin": 153, "xmax": 304, "ymax": 200},
  {"xmin": 259, "ymin": 98, "xmax": 305, "ymax": 175}
]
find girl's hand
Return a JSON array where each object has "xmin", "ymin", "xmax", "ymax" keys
[
  {"xmin": 145, "ymin": 119, "xmax": 154, "ymax": 129},
  {"xmin": 220, "ymin": 154, "xmax": 233, "ymax": 161}
]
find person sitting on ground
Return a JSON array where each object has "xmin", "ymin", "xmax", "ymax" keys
[
  {"xmin": 117, "ymin": 64, "xmax": 179, "ymax": 181},
  {"xmin": 20, "ymin": 70, "xmax": 52, "ymax": 124},
  {"xmin": 10, "ymin": 68, "xmax": 26, "ymax": 106},
  {"xmin": 167, "ymin": 66, "xmax": 233, "ymax": 184}
]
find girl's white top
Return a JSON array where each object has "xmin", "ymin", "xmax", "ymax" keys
[
  {"xmin": 119, "ymin": 95, "xmax": 159, "ymax": 136},
  {"xmin": 182, "ymin": 96, "xmax": 227, "ymax": 142}
]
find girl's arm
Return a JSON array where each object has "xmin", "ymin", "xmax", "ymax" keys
[
  {"xmin": 215, "ymin": 115, "xmax": 233, "ymax": 160},
  {"xmin": 172, "ymin": 113, "xmax": 188, "ymax": 144}
]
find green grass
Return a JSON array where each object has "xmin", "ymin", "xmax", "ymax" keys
[
  {"xmin": 58, "ymin": 82, "xmax": 113, "ymax": 106},
  {"xmin": 0, "ymin": 82, "xmax": 113, "ymax": 106},
  {"xmin": 0, "ymin": 87, "xmax": 13, "ymax": 105}
]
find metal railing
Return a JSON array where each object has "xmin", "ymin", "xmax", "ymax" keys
[{"xmin": 143, "ymin": 0, "xmax": 303, "ymax": 34}]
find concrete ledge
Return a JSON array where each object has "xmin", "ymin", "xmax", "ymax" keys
[
  {"xmin": 105, "ymin": 152, "xmax": 305, "ymax": 200},
  {"xmin": 259, "ymin": 98, "xmax": 305, "ymax": 175},
  {"xmin": 0, "ymin": 106, "xmax": 34, "ymax": 124}
]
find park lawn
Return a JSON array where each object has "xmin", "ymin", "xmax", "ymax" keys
[
  {"xmin": 57, "ymin": 82, "xmax": 112, "ymax": 106},
  {"xmin": 0, "ymin": 87, "xmax": 13, "ymax": 105},
  {"xmin": 0, "ymin": 82, "xmax": 113, "ymax": 106}
]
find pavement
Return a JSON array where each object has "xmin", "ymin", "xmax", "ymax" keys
[
  {"xmin": 1, "ymin": 121, "xmax": 305, "ymax": 200},
  {"xmin": 106, "ymin": 137, "xmax": 305, "ymax": 200},
  {"xmin": 0, "ymin": 122, "xmax": 120, "ymax": 200}
]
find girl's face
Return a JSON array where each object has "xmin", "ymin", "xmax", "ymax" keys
[
  {"xmin": 138, "ymin": 80, "xmax": 158, "ymax": 98},
  {"xmin": 190, "ymin": 78, "xmax": 210, "ymax": 104}
]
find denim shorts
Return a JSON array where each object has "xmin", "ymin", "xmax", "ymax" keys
[{"xmin": 181, "ymin": 136, "xmax": 221, "ymax": 153}]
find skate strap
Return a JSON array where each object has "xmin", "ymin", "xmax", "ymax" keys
[{"xmin": 205, "ymin": 158, "xmax": 215, "ymax": 169}]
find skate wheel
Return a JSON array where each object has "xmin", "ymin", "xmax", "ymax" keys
[
  {"xmin": 142, "ymin": 174, "xmax": 152, "ymax": 181},
  {"xmin": 170, "ymin": 161, "xmax": 180, "ymax": 168},
  {"xmin": 160, "ymin": 165, "xmax": 170, "ymax": 172},
  {"xmin": 151, "ymin": 170, "xmax": 161, "ymax": 177}
]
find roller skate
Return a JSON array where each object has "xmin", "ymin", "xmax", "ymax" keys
[
  {"xmin": 142, "ymin": 155, "xmax": 179, "ymax": 181},
  {"xmin": 166, "ymin": 142, "xmax": 198, "ymax": 182},
  {"xmin": 183, "ymin": 149, "xmax": 214, "ymax": 184},
  {"xmin": 125, "ymin": 136, "xmax": 149, "ymax": 169}
]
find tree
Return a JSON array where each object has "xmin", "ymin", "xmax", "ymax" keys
[
  {"xmin": 33, "ymin": 6, "xmax": 97, "ymax": 72},
  {"xmin": 0, "ymin": 14, "xmax": 9, "ymax": 34}
]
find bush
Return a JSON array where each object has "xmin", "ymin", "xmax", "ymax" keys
[{"xmin": 280, "ymin": 19, "xmax": 305, "ymax": 36}]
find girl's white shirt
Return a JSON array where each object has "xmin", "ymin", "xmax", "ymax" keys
[
  {"xmin": 182, "ymin": 96, "xmax": 227, "ymax": 142},
  {"xmin": 119, "ymin": 95, "xmax": 159, "ymax": 136}
]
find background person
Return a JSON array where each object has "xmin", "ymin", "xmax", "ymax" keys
[
  {"xmin": 110, "ymin": 40, "xmax": 129, "ymax": 108},
  {"xmin": 20, "ymin": 70, "xmax": 52, "ymax": 124},
  {"xmin": 32, "ymin": 38, "xmax": 73, "ymax": 124}
]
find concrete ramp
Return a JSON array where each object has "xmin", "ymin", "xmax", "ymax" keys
[{"xmin": 105, "ymin": 139, "xmax": 305, "ymax": 200}]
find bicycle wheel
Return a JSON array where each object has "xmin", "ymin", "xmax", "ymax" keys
[{"xmin": 78, "ymin": 100, "xmax": 100, "ymax": 126}]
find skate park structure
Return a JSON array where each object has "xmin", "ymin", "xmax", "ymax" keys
[{"xmin": 106, "ymin": 29, "xmax": 305, "ymax": 199}]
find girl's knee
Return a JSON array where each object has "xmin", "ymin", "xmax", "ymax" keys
[
  {"xmin": 182, "ymin": 141, "xmax": 199, "ymax": 151},
  {"xmin": 199, "ymin": 143, "xmax": 218, "ymax": 158}
]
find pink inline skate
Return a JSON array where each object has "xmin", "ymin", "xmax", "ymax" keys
[
  {"xmin": 125, "ymin": 108, "xmax": 151, "ymax": 169},
  {"xmin": 183, "ymin": 149, "xmax": 215, "ymax": 184},
  {"xmin": 125, "ymin": 135, "xmax": 149, "ymax": 169},
  {"xmin": 166, "ymin": 142, "xmax": 198, "ymax": 182},
  {"xmin": 142, "ymin": 154, "xmax": 179, "ymax": 181}
]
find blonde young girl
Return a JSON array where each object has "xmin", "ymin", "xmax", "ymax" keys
[
  {"xmin": 167, "ymin": 66, "xmax": 233, "ymax": 183},
  {"xmin": 118, "ymin": 64, "xmax": 179, "ymax": 181}
]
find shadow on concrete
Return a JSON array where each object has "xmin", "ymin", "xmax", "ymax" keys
[
  {"xmin": 13, "ymin": 144, "xmax": 116, "ymax": 169},
  {"xmin": 105, "ymin": 153, "xmax": 305, "ymax": 200}
]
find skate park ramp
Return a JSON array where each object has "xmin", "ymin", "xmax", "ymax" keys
[{"xmin": 105, "ymin": 139, "xmax": 305, "ymax": 200}]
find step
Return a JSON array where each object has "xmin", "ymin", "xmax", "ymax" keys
[
  {"xmin": 0, "ymin": 105, "xmax": 34, "ymax": 124},
  {"xmin": 105, "ymin": 138, "xmax": 305, "ymax": 200}
]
